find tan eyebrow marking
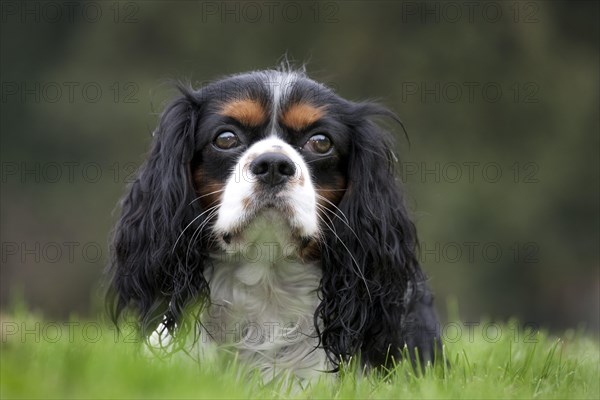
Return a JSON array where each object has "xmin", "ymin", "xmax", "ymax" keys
[
  {"xmin": 219, "ymin": 99, "xmax": 267, "ymax": 127},
  {"xmin": 280, "ymin": 103, "xmax": 326, "ymax": 131}
]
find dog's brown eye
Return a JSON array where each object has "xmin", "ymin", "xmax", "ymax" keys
[
  {"xmin": 214, "ymin": 131, "xmax": 240, "ymax": 150},
  {"xmin": 304, "ymin": 134, "xmax": 332, "ymax": 154}
]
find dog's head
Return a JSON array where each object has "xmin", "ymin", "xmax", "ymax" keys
[{"xmin": 108, "ymin": 69, "xmax": 424, "ymax": 366}]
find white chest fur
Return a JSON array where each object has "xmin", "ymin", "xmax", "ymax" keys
[{"xmin": 202, "ymin": 212, "xmax": 327, "ymax": 380}]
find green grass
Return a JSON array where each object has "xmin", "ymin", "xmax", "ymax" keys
[{"xmin": 1, "ymin": 313, "xmax": 598, "ymax": 399}]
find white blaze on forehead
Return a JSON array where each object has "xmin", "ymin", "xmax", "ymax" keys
[
  {"xmin": 262, "ymin": 71, "xmax": 298, "ymax": 135},
  {"xmin": 213, "ymin": 136, "xmax": 319, "ymax": 240}
]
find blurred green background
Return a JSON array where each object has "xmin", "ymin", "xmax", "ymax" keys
[{"xmin": 1, "ymin": 1, "xmax": 598, "ymax": 333}]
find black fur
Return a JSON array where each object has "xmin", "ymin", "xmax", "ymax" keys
[
  {"xmin": 316, "ymin": 103, "xmax": 440, "ymax": 369},
  {"xmin": 108, "ymin": 90, "xmax": 209, "ymax": 336}
]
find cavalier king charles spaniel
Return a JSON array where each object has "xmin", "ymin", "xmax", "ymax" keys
[{"xmin": 107, "ymin": 67, "xmax": 441, "ymax": 380}]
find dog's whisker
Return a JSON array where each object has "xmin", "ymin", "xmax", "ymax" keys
[
  {"xmin": 316, "ymin": 194, "xmax": 350, "ymax": 225},
  {"xmin": 172, "ymin": 205, "xmax": 219, "ymax": 254},
  {"xmin": 315, "ymin": 203, "xmax": 365, "ymax": 252},
  {"xmin": 315, "ymin": 212, "xmax": 371, "ymax": 301},
  {"xmin": 305, "ymin": 156, "xmax": 336, "ymax": 164},
  {"xmin": 189, "ymin": 189, "xmax": 225, "ymax": 205},
  {"xmin": 185, "ymin": 209, "xmax": 219, "ymax": 265}
]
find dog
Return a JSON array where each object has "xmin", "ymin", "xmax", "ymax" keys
[{"xmin": 107, "ymin": 67, "xmax": 441, "ymax": 380}]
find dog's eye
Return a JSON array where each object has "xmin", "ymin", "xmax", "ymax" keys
[
  {"xmin": 304, "ymin": 134, "xmax": 332, "ymax": 154},
  {"xmin": 214, "ymin": 131, "xmax": 240, "ymax": 150}
]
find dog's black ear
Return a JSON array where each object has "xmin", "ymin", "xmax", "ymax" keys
[
  {"xmin": 107, "ymin": 87, "xmax": 209, "ymax": 336},
  {"xmin": 317, "ymin": 102, "xmax": 441, "ymax": 369}
]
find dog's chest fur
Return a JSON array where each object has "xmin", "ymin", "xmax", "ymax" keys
[{"xmin": 202, "ymin": 212, "xmax": 327, "ymax": 379}]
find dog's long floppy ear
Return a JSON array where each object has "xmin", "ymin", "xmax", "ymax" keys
[
  {"xmin": 107, "ymin": 87, "xmax": 209, "ymax": 336},
  {"xmin": 317, "ymin": 102, "xmax": 441, "ymax": 369}
]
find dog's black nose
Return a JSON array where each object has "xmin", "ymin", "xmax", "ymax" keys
[{"xmin": 250, "ymin": 152, "xmax": 296, "ymax": 186}]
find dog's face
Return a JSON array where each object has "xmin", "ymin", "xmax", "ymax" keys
[{"xmin": 190, "ymin": 72, "xmax": 350, "ymax": 256}]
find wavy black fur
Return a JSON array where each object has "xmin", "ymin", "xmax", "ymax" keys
[
  {"xmin": 107, "ymin": 88, "xmax": 209, "ymax": 336},
  {"xmin": 316, "ymin": 102, "xmax": 440, "ymax": 369}
]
